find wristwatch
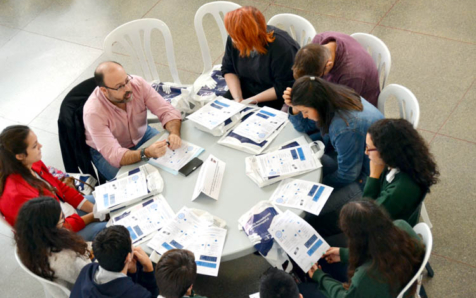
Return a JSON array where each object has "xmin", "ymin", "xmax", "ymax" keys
[{"xmin": 140, "ymin": 148, "xmax": 149, "ymax": 162}]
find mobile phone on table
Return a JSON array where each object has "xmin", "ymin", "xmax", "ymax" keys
[{"xmin": 178, "ymin": 157, "xmax": 203, "ymax": 177}]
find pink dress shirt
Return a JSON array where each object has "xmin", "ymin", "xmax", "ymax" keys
[{"xmin": 83, "ymin": 75, "xmax": 181, "ymax": 168}]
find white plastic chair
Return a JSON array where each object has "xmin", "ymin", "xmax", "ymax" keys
[
  {"xmin": 104, "ymin": 18, "xmax": 181, "ymax": 84},
  {"xmin": 396, "ymin": 223, "xmax": 433, "ymax": 298},
  {"xmin": 351, "ymin": 33, "xmax": 391, "ymax": 89},
  {"xmin": 267, "ymin": 13, "xmax": 317, "ymax": 48},
  {"xmin": 14, "ymin": 250, "xmax": 71, "ymax": 298},
  {"xmin": 194, "ymin": 1, "xmax": 241, "ymax": 73}
]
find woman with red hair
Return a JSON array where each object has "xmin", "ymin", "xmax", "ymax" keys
[{"xmin": 221, "ymin": 6, "xmax": 300, "ymax": 110}]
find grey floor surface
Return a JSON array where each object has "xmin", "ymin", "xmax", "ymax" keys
[{"xmin": 0, "ymin": 0, "xmax": 475, "ymax": 297}]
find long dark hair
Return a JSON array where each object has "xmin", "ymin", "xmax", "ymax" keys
[
  {"xmin": 14, "ymin": 197, "xmax": 89, "ymax": 281},
  {"xmin": 0, "ymin": 125, "xmax": 51, "ymax": 195},
  {"xmin": 340, "ymin": 200, "xmax": 424, "ymax": 296},
  {"xmin": 368, "ymin": 119, "xmax": 439, "ymax": 191},
  {"xmin": 291, "ymin": 76, "xmax": 363, "ymax": 134}
]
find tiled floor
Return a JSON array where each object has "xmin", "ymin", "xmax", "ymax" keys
[{"xmin": 0, "ymin": 0, "xmax": 475, "ymax": 297}]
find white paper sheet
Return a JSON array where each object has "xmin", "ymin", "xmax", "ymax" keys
[
  {"xmin": 192, "ymin": 154, "xmax": 226, "ymax": 201},
  {"xmin": 269, "ymin": 179, "xmax": 334, "ymax": 216},
  {"xmin": 187, "ymin": 98, "xmax": 245, "ymax": 130},
  {"xmin": 249, "ymin": 293, "xmax": 260, "ymax": 298},
  {"xmin": 268, "ymin": 210, "xmax": 330, "ymax": 273},
  {"xmin": 256, "ymin": 146, "xmax": 318, "ymax": 179},
  {"xmin": 232, "ymin": 107, "xmax": 288, "ymax": 143},
  {"xmin": 148, "ymin": 134, "xmax": 204, "ymax": 174},
  {"xmin": 187, "ymin": 226, "xmax": 227, "ymax": 276},
  {"xmin": 109, "ymin": 195, "xmax": 175, "ymax": 245}
]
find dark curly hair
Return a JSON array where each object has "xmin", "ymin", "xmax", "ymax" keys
[
  {"xmin": 340, "ymin": 200, "xmax": 424, "ymax": 296},
  {"xmin": 367, "ymin": 119, "xmax": 439, "ymax": 191},
  {"xmin": 14, "ymin": 197, "xmax": 89, "ymax": 281}
]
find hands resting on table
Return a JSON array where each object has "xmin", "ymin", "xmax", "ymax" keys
[{"xmin": 144, "ymin": 133, "xmax": 182, "ymax": 159}]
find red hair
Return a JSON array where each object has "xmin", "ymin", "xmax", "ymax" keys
[{"xmin": 224, "ymin": 6, "xmax": 275, "ymax": 57}]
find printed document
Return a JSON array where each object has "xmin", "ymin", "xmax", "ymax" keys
[
  {"xmin": 109, "ymin": 195, "xmax": 175, "ymax": 245},
  {"xmin": 232, "ymin": 107, "xmax": 287, "ymax": 143},
  {"xmin": 192, "ymin": 154, "xmax": 226, "ymax": 201},
  {"xmin": 256, "ymin": 146, "xmax": 318, "ymax": 179},
  {"xmin": 149, "ymin": 134, "xmax": 204, "ymax": 174},
  {"xmin": 269, "ymin": 179, "xmax": 334, "ymax": 216},
  {"xmin": 187, "ymin": 98, "xmax": 245, "ymax": 130},
  {"xmin": 187, "ymin": 226, "xmax": 227, "ymax": 276},
  {"xmin": 268, "ymin": 210, "xmax": 330, "ymax": 272}
]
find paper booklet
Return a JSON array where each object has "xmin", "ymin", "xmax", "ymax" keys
[
  {"xmin": 192, "ymin": 154, "xmax": 226, "ymax": 201},
  {"xmin": 269, "ymin": 178, "xmax": 333, "ymax": 216},
  {"xmin": 94, "ymin": 165, "xmax": 163, "ymax": 214},
  {"xmin": 148, "ymin": 206, "xmax": 227, "ymax": 277},
  {"xmin": 187, "ymin": 97, "xmax": 246, "ymax": 130},
  {"xmin": 148, "ymin": 134, "xmax": 204, "ymax": 175},
  {"xmin": 268, "ymin": 210, "xmax": 330, "ymax": 273},
  {"xmin": 108, "ymin": 195, "xmax": 175, "ymax": 245}
]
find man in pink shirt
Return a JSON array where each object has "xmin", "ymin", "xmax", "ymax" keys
[{"xmin": 84, "ymin": 61, "xmax": 182, "ymax": 180}]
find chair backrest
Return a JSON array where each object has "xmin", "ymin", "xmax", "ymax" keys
[
  {"xmin": 396, "ymin": 223, "xmax": 433, "ymax": 298},
  {"xmin": 350, "ymin": 33, "xmax": 391, "ymax": 89},
  {"xmin": 267, "ymin": 13, "xmax": 317, "ymax": 48},
  {"xmin": 104, "ymin": 18, "xmax": 181, "ymax": 84},
  {"xmin": 194, "ymin": 1, "xmax": 242, "ymax": 73},
  {"xmin": 14, "ymin": 249, "xmax": 71, "ymax": 298},
  {"xmin": 377, "ymin": 83, "xmax": 420, "ymax": 129}
]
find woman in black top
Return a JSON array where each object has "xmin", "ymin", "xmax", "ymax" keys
[{"xmin": 221, "ymin": 6, "xmax": 300, "ymax": 110}]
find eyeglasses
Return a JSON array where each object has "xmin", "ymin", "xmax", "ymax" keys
[
  {"xmin": 365, "ymin": 146, "xmax": 378, "ymax": 152},
  {"xmin": 104, "ymin": 75, "xmax": 133, "ymax": 91}
]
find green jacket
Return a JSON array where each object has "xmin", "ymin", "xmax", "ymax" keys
[
  {"xmin": 363, "ymin": 168, "xmax": 423, "ymax": 224},
  {"xmin": 312, "ymin": 220, "xmax": 421, "ymax": 298}
]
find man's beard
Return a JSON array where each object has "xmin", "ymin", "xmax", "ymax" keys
[{"xmin": 110, "ymin": 91, "xmax": 133, "ymax": 104}]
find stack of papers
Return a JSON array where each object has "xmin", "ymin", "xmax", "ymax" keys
[
  {"xmin": 269, "ymin": 179, "xmax": 333, "ymax": 216},
  {"xmin": 187, "ymin": 98, "xmax": 245, "ymax": 130},
  {"xmin": 108, "ymin": 195, "xmax": 175, "ymax": 245},
  {"xmin": 148, "ymin": 207, "xmax": 227, "ymax": 276},
  {"xmin": 268, "ymin": 210, "xmax": 330, "ymax": 272},
  {"xmin": 232, "ymin": 107, "xmax": 288, "ymax": 144},
  {"xmin": 148, "ymin": 134, "xmax": 204, "ymax": 175}
]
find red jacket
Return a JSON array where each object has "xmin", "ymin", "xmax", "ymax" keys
[{"xmin": 0, "ymin": 161, "xmax": 86, "ymax": 232}]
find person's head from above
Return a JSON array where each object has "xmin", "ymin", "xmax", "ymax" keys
[
  {"xmin": 366, "ymin": 119, "xmax": 439, "ymax": 190},
  {"xmin": 292, "ymin": 44, "xmax": 333, "ymax": 79},
  {"xmin": 93, "ymin": 225, "xmax": 133, "ymax": 273},
  {"xmin": 14, "ymin": 197, "xmax": 89, "ymax": 280},
  {"xmin": 94, "ymin": 61, "xmax": 134, "ymax": 104},
  {"xmin": 290, "ymin": 76, "xmax": 362, "ymax": 134},
  {"xmin": 259, "ymin": 267, "xmax": 303, "ymax": 298},
  {"xmin": 155, "ymin": 249, "xmax": 197, "ymax": 298},
  {"xmin": 339, "ymin": 200, "xmax": 424, "ymax": 296},
  {"xmin": 224, "ymin": 6, "xmax": 275, "ymax": 57}
]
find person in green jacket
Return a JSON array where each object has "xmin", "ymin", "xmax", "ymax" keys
[
  {"xmin": 299, "ymin": 200, "xmax": 424, "ymax": 298},
  {"xmin": 155, "ymin": 249, "xmax": 207, "ymax": 298},
  {"xmin": 364, "ymin": 119, "xmax": 439, "ymax": 224}
]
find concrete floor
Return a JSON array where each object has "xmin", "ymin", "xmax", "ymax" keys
[{"xmin": 0, "ymin": 0, "xmax": 475, "ymax": 297}]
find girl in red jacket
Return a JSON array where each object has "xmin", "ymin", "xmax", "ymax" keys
[{"xmin": 0, "ymin": 125, "xmax": 106, "ymax": 240}]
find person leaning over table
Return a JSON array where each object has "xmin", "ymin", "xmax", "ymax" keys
[
  {"xmin": 0, "ymin": 125, "xmax": 106, "ymax": 241},
  {"xmin": 259, "ymin": 267, "xmax": 304, "ymax": 298},
  {"xmin": 15, "ymin": 197, "xmax": 92, "ymax": 290},
  {"xmin": 299, "ymin": 200, "xmax": 424, "ymax": 298},
  {"xmin": 285, "ymin": 76, "xmax": 383, "ymax": 236},
  {"xmin": 84, "ymin": 61, "xmax": 182, "ymax": 181},
  {"xmin": 221, "ymin": 6, "xmax": 300, "ymax": 110}
]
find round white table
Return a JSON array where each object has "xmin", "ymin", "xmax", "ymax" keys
[{"xmin": 118, "ymin": 120, "xmax": 322, "ymax": 261}]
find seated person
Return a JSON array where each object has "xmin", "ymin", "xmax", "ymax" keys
[
  {"xmin": 0, "ymin": 125, "xmax": 106, "ymax": 240},
  {"xmin": 259, "ymin": 267, "xmax": 303, "ymax": 298},
  {"xmin": 287, "ymin": 77, "xmax": 383, "ymax": 222},
  {"xmin": 155, "ymin": 249, "xmax": 207, "ymax": 298},
  {"xmin": 365, "ymin": 119, "xmax": 439, "ymax": 223},
  {"xmin": 70, "ymin": 226, "xmax": 158, "ymax": 298},
  {"xmin": 221, "ymin": 6, "xmax": 300, "ymax": 110},
  {"xmin": 84, "ymin": 61, "xmax": 182, "ymax": 180},
  {"xmin": 300, "ymin": 200, "xmax": 424, "ymax": 298},
  {"xmin": 15, "ymin": 197, "xmax": 92, "ymax": 290}
]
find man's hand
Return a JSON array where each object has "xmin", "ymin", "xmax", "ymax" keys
[
  {"xmin": 322, "ymin": 247, "xmax": 341, "ymax": 264},
  {"xmin": 168, "ymin": 133, "xmax": 181, "ymax": 150},
  {"xmin": 145, "ymin": 140, "xmax": 168, "ymax": 159},
  {"xmin": 370, "ymin": 159, "xmax": 386, "ymax": 179},
  {"xmin": 308, "ymin": 263, "xmax": 321, "ymax": 279},
  {"xmin": 133, "ymin": 247, "xmax": 154, "ymax": 272}
]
